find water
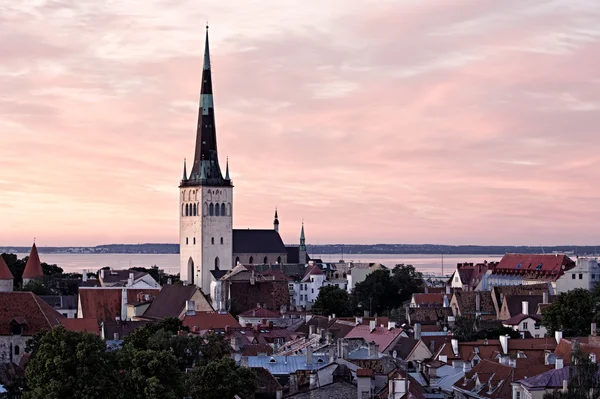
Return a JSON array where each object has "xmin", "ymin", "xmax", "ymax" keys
[{"xmin": 15, "ymin": 253, "xmax": 503, "ymax": 275}]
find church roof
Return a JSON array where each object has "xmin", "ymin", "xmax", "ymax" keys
[
  {"xmin": 0, "ymin": 256, "xmax": 13, "ymax": 280},
  {"xmin": 23, "ymin": 243, "xmax": 44, "ymax": 279},
  {"xmin": 233, "ymin": 229, "xmax": 287, "ymax": 254}
]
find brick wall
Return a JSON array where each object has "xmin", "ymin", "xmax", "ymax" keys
[{"xmin": 229, "ymin": 280, "xmax": 290, "ymax": 314}]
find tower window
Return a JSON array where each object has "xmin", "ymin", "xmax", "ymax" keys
[
  {"xmin": 249, "ymin": 256, "xmax": 254, "ymax": 264},
  {"xmin": 203, "ymin": 202, "xmax": 208, "ymax": 216},
  {"xmin": 193, "ymin": 203, "xmax": 197, "ymax": 216},
  {"xmin": 220, "ymin": 237, "xmax": 224, "ymax": 245},
  {"xmin": 263, "ymin": 256, "xmax": 268, "ymax": 264},
  {"xmin": 193, "ymin": 237, "xmax": 196, "ymax": 245},
  {"xmin": 14, "ymin": 345, "xmax": 19, "ymax": 355},
  {"xmin": 211, "ymin": 237, "xmax": 215, "ymax": 245},
  {"xmin": 215, "ymin": 257, "xmax": 220, "ymax": 270},
  {"xmin": 209, "ymin": 203, "xmax": 214, "ymax": 216},
  {"xmin": 277, "ymin": 256, "xmax": 282, "ymax": 264},
  {"xmin": 221, "ymin": 203, "xmax": 226, "ymax": 216},
  {"xmin": 215, "ymin": 204, "xmax": 220, "ymax": 216},
  {"xmin": 185, "ymin": 204, "xmax": 189, "ymax": 216},
  {"xmin": 186, "ymin": 238, "xmax": 189, "ymax": 245}
]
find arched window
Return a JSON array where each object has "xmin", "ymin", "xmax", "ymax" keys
[
  {"xmin": 215, "ymin": 204, "xmax": 220, "ymax": 216},
  {"xmin": 235, "ymin": 257, "xmax": 240, "ymax": 265},
  {"xmin": 203, "ymin": 202, "xmax": 208, "ymax": 216},
  {"xmin": 277, "ymin": 256, "xmax": 282, "ymax": 264},
  {"xmin": 215, "ymin": 257, "xmax": 220, "ymax": 270},
  {"xmin": 227, "ymin": 203, "xmax": 231, "ymax": 216},
  {"xmin": 185, "ymin": 204, "xmax": 189, "ymax": 216},
  {"xmin": 182, "ymin": 204, "xmax": 185, "ymax": 216},
  {"xmin": 186, "ymin": 237, "xmax": 189, "ymax": 245},
  {"xmin": 14, "ymin": 345, "xmax": 19, "ymax": 355},
  {"xmin": 221, "ymin": 203, "xmax": 226, "ymax": 216},
  {"xmin": 211, "ymin": 237, "xmax": 215, "ymax": 245},
  {"xmin": 193, "ymin": 203, "xmax": 197, "ymax": 216},
  {"xmin": 220, "ymin": 237, "xmax": 224, "ymax": 245},
  {"xmin": 263, "ymin": 256, "xmax": 268, "ymax": 264},
  {"xmin": 209, "ymin": 203, "xmax": 214, "ymax": 216},
  {"xmin": 193, "ymin": 237, "xmax": 196, "ymax": 245},
  {"xmin": 249, "ymin": 256, "xmax": 254, "ymax": 264}
]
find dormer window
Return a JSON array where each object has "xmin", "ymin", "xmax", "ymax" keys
[{"xmin": 268, "ymin": 357, "xmax": 276, "ymax": 363}]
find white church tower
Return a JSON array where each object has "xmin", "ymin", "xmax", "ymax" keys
[{"xmin": 179, "ymin": 26, "xmax": 233, "ymax": 295}]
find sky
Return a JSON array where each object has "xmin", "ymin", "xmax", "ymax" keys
[{"xmin": 1, "ymin": 0, "xmax": 600, "ymax": 247}]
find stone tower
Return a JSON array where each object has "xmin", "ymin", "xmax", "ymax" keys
[{"xmin": 179, "ymin": 26, "xmax": 233, "ymax": 295}]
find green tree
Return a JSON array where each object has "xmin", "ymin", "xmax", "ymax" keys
[
  {"xmin": 199, "ymin": 331, "xmax": 231, "ymax": 362},
  {"xmin": 543, "ymin": 347, "xmax": 600, "ymax": 399},
  {"xmin": 20, "ymin": 279, "xmax": 53, "ymax": 295},
  {"xmin": 146, "ymin": 329, "xmax": 204, "ymax": 369},
  {"xmin": 353, "ymin": 269, "xmax": 397, "ymax": 315},
  {"xmin": 312, "ymin": 285, "xmax": 353, "ymax": 317},
  {"xmin": 185, "ymin": 358, "xmax": 256, "ymax": 399},
  {"xmin": 452, "ymin": 316, "xmax": 520, "ymax": 341},
  {"xmin": 391, "ymin": 264, "xmax": 424, "ymax": 303},
  {"xmin": 25, "ymin": 327, "xmax": 113, "ymax": 399},
  {"xmin": 542, "ymin": 289, "xmax": 597, "ymax": 337},
  {"xmin": 123, "ymin": 317, "xmax": 185, "ymax": 350}
]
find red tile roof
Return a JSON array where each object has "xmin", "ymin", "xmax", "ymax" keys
[
  {"xmin": 182, "ymin": 312, "xmax": 240, "ymax": 331},
  {"xmin": 78, "ymin": 288, "xmax": 160, "ymax": 322},
  {"xmin": 503, "ymin": 313, "xmax": 541, "ymax": 326},
  {"xmin": 23, "ymin": 243, "xmax": 44, "ymax": 279},
  {"xmin": 555, "ymin": 337, "xmax": 600, "ymax": 364},
  {"xmin": 345, "ymin": 324, "xmax": 404, "ymax": 353},
  {"xmin": 0, "ymin": 292, "xmax": 64, "ymax": 335},
  {"xmin": 304, "ymin": 264, "xmax": 323, "ymax": 277},
  {"xmin": 239, "ymin": 307, "xmax": 281, "ymax": 318},
  {"xmin": 61, "ymin": 318, "xmax": 100, "ymax": 335},
  {"xmin": 356, "ymin": 368, "xmax": 373, "ymax": 377},
  {"xmin": 0, "ymin": 256, "xmax": 13, "ymax": 280},
  {"xmin": 494, "ymin": 254, "xmax": 575, "ymax": 277},
  {"xmin": 413, "ymin": 293, "xmax": 444, "ymax": 306}
]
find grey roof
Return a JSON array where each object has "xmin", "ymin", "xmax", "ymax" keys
[
  {"xmin": 346, "ymin": 347, "xmax": 383, "ymax": 359},
  {"xmin": 142, "ymin": 285, "xmax": 197, "ymax": 319},
  {"xmin": 517, "ymin": 366, "xmax": 573, "ymax": 390},
  {"xmin": 391, "ymin": 337, "xmax": 420, "ymax": 360},
  {"xmin": 101, "ymin": 270, "xmax": 147, "ymax": 284},
  {"xmin": 252, "ymin": 263, "xmax": 307, "ymax": 280},
  {"xmin": 286, "ymin": 381, "xmax": 357, "ymax": 399},
  {"xmin": 233, "ymin": 229, "xmax": 287, "ymax": 254},
  {"xmin": 39, "ymin": 295, "xmax": 78, "ymax": 310},
  {"xmin": 245, "ymin": 355, "xmax": 330, "ymax": 375}
]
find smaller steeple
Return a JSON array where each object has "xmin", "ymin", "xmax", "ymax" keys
[
  {"xmin": 225, "ymin": 157, "xmax": 230, "ymax": 180},
  {"xmin": 299, "ymin": 222, "xmax": 306, "ymax": 251},
  {"xmin": 182, "ymin": 158, "xmax": 188, "ymax": 181},
  {"xmin": 23, "ymin": 242, "xmax": 44, "ymax": 284},
  {"xmin": 273, "ymin": 208, "xmax": 279, "ymax": 232}
]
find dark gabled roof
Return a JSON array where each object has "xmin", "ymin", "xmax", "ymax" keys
[
  {"xmin": 102, "ymin": 320, "xmax": 151, "ymax": 339},
  {"xmin": 502, "ymin": 295, "xmax": 548, "ymax": 319},
  {"xmin": 100, "ymin": 269, "xmax": 147, "ymax": 284},
  {"xmin": 252, "ymin": 263, "xmax": 306, "ymax": 280},
  {"xmin": 233, "ymin": 229, "xmax": 287, "ymax": 254},
  {"xmin": 390, "ymin": 337, "xmax": 421, "ymax": 360},
  {"xmin": 503, "ymin": 313, "xmax": 541, "ymax": 326},
  {"xmin": 142, "ymin": 285, "xmax": 198, "ymax": 319}
]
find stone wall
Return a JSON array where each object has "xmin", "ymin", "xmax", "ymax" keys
[{"xmin": 229, "ymin": 280, "xmax": 290, "ymax": 313}]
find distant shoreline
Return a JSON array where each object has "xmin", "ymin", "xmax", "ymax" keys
[{"xmin": 0, "ymin": 243, "xmax": 595, "ymax": 256}]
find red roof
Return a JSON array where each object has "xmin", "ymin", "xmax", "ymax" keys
[
  {"xmin": 239, "ymin": 307, "xmax": 281, "ymax": 318},
  {"xmin": 494, "ymin": 254, "xmax": 575, "ymax": 275},
  {"xmin": 23, "ymin": 243, "xmax": 44, "ymax": 279},
  {"xmin": 0, "ymin": 256, "xmax": 13, "ymax": 280},
  {"xmin": 356, "ymin": 368, "xmax": 373, "ymax": 377},
  {"xmin": 182, "ymin": 312, "xmax": 240, "ymax": 330},
  {"xmin": 0, "ymin": 292, "xmax": 64, "ymax": 335},
  {"xmin": 78, "ymin": 288, "xmax": 160, "ymax": 322},
  {"xmin": 413, "ymin": 293, "xmax": 444, "ymax": 306},
  {"xmin": 61, "ymin": 318, "xmax": 100, "ymax": 335},
  {"xmin": 345, "ymin": 324, "xmax": 404, "ymax": 352},
  {"xmin": 503, "ymin": 313, "xmax": 541, "ymax": 326},
  {"xmin": 304, "ymin": 265, "xmax": 323, "ymax": 277}
]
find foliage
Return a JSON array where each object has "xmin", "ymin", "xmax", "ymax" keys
[
  {"xmin": 20, "ymin": 280, "xmax": 53, "ymax": 296},
  {"xmin": 24, "ymin": 327, "xmax": 113, "ymax": 399},
  {"xmin": 185, "ymin": 358, "xmax": 256, "ymax": 399},
  {"xmin": 543, "ymin": 347, "xmax": 600, "ymax": 399},
  {"xmin": 452, "ymin": 316, "xmax": 520, "ymax": 341},
  {"xmin": 123, "ymin": 318, "xmax": 186, "ymax": 351},
  {"xmin": 199, "ymin": 332, "xmax": 231, "ymax": 362},
  {"xmin": 312, "ymin": 285, "xmax": 353, "ymax": 317},
  {"xmin": 542, "ymin": 289, "xmax": 598, "ymax": 337},
  {"xmin": 353, "ymin": 264, "xmax": 423, "ymax": 315}
]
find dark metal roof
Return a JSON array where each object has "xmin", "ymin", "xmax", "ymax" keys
[
  {"xmin": 210, "ymin": 270, "xmax": 228, "ymax": 279},
  {"xmin": 233, "ymin": 229, "xmax": 287, "ymax": 254},
  {"xmin": 142, "ymin": 285, "xmax": 197, "ymax": 319}
]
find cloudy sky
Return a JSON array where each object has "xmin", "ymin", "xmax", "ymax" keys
[{"xmin": 1, "ymin": 0, "xmax": 600, "ymax": 247}]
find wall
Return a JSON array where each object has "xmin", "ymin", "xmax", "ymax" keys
[
  {"xmin": 234, "ymin": 253, "xmax": 288, "ymax": 266},
  {"xmin": 0, "ymin": 335, "xmax": 29, "ymax": 365},
  {"xmin": 0, "ymin": 279, "xmax": 13, "ymax": 292},
  {"xmin": 229, "ymin": 280, "xmax": 289, "ymax": 313},
  {"xmin": 406, "ymin": 341, "xmax": 434, "ymax": 363},
  {"xmin": 57, "ymin": 308, "xmax": 77, "ymax": 318}
]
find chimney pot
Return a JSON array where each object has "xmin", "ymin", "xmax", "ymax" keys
[
  {"xmin": 522, "ymin": 301, "xmax": 529, "ymax": 315},
  {"xmin": 82, "ymin": 269, "xmax": 88, "ymax": 282},
  {"xmin": 369, "ymin": 320, "xmax": 376, "ymax": 332}
]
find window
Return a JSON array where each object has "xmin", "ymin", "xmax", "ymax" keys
[
  {"xmin": 516, "ymin": 392, "xmax": 521, "ymax": 399},
  {"xmin": 215, "ymin": 203, "xmax": 220, "ymax": 216},
  {"xmin": 193, "ymin": 237, "xmax": 196, "ymax": 245},
  {"xmin": 304, "ymin": 284, "xmax": 307, "ymax": 290},
  {"xmin": 454, "ymin": 277, "xmax": 458, "ymax": 283},
  {"xmin": 523, "ymin": 322, "xmax": 528, "ymax": 329},
  {"xmin": 209, "ymin": 203, "xmax": 214, "ymax": 216},
  {"xmin": 185, "ymin": 203, "xmax": 189, "ymax": 216},
  {"xmin": 277, "ymin": 256, "xmax": 282, "ymax": 264},
  {"xmin": 62, "ymin": 313, "xmax": 68, "ymax": 317},
  {"xmin": 593, "ymin": 274, "xmax": 596, "ymax": 280},
  {"xmin": 249, "ymin": 256, "xmax": 254, "ymax": 264},
  {"xmin": 220, "ymin": 237, "xmax": 223, "ymax": 245},
  {"xmin": 215, "ymin": 257, "xmax": 220, "ymax": 270},
  {"xmin": 14, "ymin": 345, "xmax": 19, "ymax": 355},
  {"xmin": 211, "ymin": 237, "xmax": 214, "ymax": 245},
  {"xmin": 580, "ymin": 274, "xmax": 583, "ymax": 280},
  {"xmin": 300, "ymin": 284, "xmax": 303, "ymax": 291},
  {"xmin": 535, "ymin": 324, "xmax": 540, "ymax": 330},
  {"xmin": 535, "ymin": 334, "xmax": 540, "ymax": 338},
  {"xmin": 186, "ymin": 237, "xmax": 189, "ymax": 245},
  {"xmin": 572, "ymin": 273, "xmax": 576, "ymax": 279},
  {"xmin": 289, "ymin": 284, "xmax": 294, "ymax": 289},
  {"xmin": 221, "ymin": 203, "xmax": 226, "ymax": 216},
  {"xmin": 193, "ymin": 203, "xmax": 197, "ymax": 216}
]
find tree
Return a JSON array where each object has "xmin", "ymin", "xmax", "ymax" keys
[
  {"xmin": 123, "ymin": 317, "xmax": 186, "ymax": 351},
  {"xmin": 353, "ymin": 269, "xmax": 398, "ymax": 315},
  {"xmin": 543, "ymin": 347, "xmax": 600, "ymax": 399},
  {"xmin": 312, "ymin": 286, "xmax": 353, "ymax": 317},
  {"xmin": 20, "ymin": 280, "xmax": 52, "ymax": 295},
  {"xmin": 542, "ymin": 289, "xmax": 597, "ymax": 337},
  {"xmin": 452, "ymin": 316, "xmax": 520, "ymax": 341},
  {"xmin": 185, "ymin": 358, "xmax": 256, "ymax": 399},
  {"xmin": 199, "ymin": 331, "xmax": 231, "ymax": 362},
  {"xmin": 391, "ymin": 264, "xmax": 424, "ymax": 303},
  {"xmin": 25, "ymin": 327, "xmax": 113, "ymax": 399}
]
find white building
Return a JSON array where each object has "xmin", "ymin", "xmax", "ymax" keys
[
  {"xmin": 346, "ymin": 263, "xmax": 388, "ymax": 293},
  {"xmin": 555, "ymin": 257, "xmax": 599, "ymax": 293},
  {"xmin": 502, "ymin": 301, "xmax": 548, "ymax": 339}
]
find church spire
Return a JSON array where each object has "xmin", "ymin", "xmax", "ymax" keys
[
  {"xmin": 273, "ymin": 208, "xmax": 279, "ymax": 232},
  {"xmin": 182, "ymin": 158, "xmax": 188, "ymax": 181},
  {"xmin": 225, "ymin": 157, "xmax": 230, "ymax": 180},
  {"xmin": 299, "ymin": 222, "xmax": 306, "ymax": 251},
  {"xmin": 189, "ymin": 25, "xmax": 228, "ymax": 186}
]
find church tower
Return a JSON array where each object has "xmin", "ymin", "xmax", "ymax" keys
[{"xmin": 179, "ymin": 26, "xmax": 233, "ymax": 295}]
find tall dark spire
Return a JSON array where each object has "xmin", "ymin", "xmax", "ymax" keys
[
  {"xmin": 300, "ymin": 222, "xmax": 306, "ymax": 251},
  {"xmin": 273, "ymin": 208, "xmax": 279, "ymax": 232},
  {"xmin": 189, "ymin": 25, "xmax": 228, "ymax": 186}
]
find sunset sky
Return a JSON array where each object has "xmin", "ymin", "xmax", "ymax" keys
[{"xmin": 2, "ymin": 0, "xmax": 600, "ymax": 247}]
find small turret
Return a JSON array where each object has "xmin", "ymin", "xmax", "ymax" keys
[
  {"xmin": 273, "ymin": 208, "xmax": 279, "ymax": 233},
  {"xmin": 225, "ymin": 157, "xmax": 230, "ymax": 181},
  {"xmin": 182, "ymin": 158, "xmax": 188, "ymax": 181},
  {"xmin": 299, "ymin": 223, "xmax": 307, "ymax": 264}
]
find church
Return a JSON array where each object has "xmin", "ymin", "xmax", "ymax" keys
[{"xmin": 179, "ymin": 27, "xmax": 307, "ymax": 295}]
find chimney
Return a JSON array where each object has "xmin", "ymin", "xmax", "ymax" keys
[
  {"xmin": 309, "ymin": 325, "xmax": 316, "ymax": 335},
  {"xmin": 475, "ymin": 292, "xmax": 481, "ymax": 313},
  {"xmin": 555, "ymin": 330, "xmax": 563, "ymax": 344},
  {"xmin": 369, "ymin": 320, "xmax": 376, "ymax": 332},
  {"xmin": 562, "ymin": 379, "xmax": 568, "ymax": 392},
  {"xmin": 414, "ymin": 323, "xmax": 421, "ymax": 340},
  {"xmin": 451, "ymin": 338, "xmax": 459, "ymax": 356},
  {"xmin": 592, "ymin": 323, "xmax": 597, "ymax": 337},
  {"xmin": 388, "ymin": 321, "xmax": 396, "ymax": 330},
  {"xmin": 543, "ymin": 291, "xmax": 548, "ymax": 304},
  {"xmin": 368, "ymin": 341, "xmax": 379, "ymax": 358},
  {"xmin": 443, "ymin": 294, "xmax": 450, "ymax": 308},
  {"xmin": 82, "ymin": 269, "xmax": 88, "ymax": 282},
  {"xmin": 364, "ymin": 310, "xmax": 370, "ymax": 318},
  {"xmin": 446, "ymin": 285, "xmax": 451, "ymax": 295},
  {"xmin": 167, "ymin": 278, "xmax": 172, "ymax": 284},
  {"xmin": 128, "ymin": 272, "xmax": 134, "ymax": 287},
  {"xmin": 332, "ymin": 313, "xmax": 336, "ymax": 319},
  {"xmin": 113, "ymin": 332, "xmax": 120, "ymax": 341},
  {"xmin": 556, "ymin": 357, "xmax": 564, "ymax": 370},
  {"xmin": 100, "ymin": 269, "xmax": 105, "ymax": 279},
  {"xmin": 522, "ymin": 301, "xmax": 529, "ymax": 315},
  {"xmin": 306, "ymin": 347, "xmax": 313, "ymax": 364},
  {"xmin": 439, "ymin": 354, "xmax": 448, "ymax": 363},
  {"xmin": 185, "ymin": 300, "xmax": 196, "ymax": 316},
  {"xmin": 500, "ymin": 335, "xmax": 510, "ymax": 355}
]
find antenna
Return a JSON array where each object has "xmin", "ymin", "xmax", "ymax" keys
[{"xmin": 540, "ymin": 246, "xmax": 545, "ymax": 254}]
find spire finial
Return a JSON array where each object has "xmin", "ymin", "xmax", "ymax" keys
[
  {"xmin": 273, "ymin": 207, "xmax": 279, "ymax": 232},
  {"xmin": 203, "ymin": 23, "xmax": 211, "ymax": 70}
]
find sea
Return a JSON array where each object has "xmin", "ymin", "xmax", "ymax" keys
[{"xmin": 14, "ymin": 253, "xmax": 503, "ymax": 276}]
